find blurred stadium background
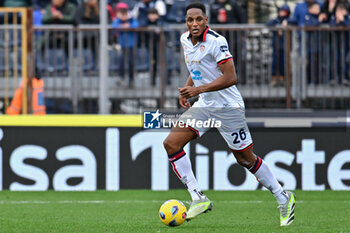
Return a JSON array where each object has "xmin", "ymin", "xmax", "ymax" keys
[
  {"xmin": 0, "ymin": 0, "xmax": 349, "ymax": 114},
  {"xmin": 0, "ymin": 1, "xmax": 349, "ymax": 231}
]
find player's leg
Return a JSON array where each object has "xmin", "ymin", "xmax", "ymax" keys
[
  {"xmin": 163, "ymin": 126, "xmax": 196, "ymax": 154},
  {"xmin": 164, "ymin": 105, "xmax": 211, "ymax": 200},
  {"xmin": 232, "ymin": 147, "xmax": 287, "ymax": 203},
  {"xmin": 216, "ymin": 107, "xmax": 288, "ymax": 203},
  {"xmin": 216, "ymin": 108, "xmax": 295, "ymax": 226},
  {"xmin": 163, "ymin": 126, "xmax": 212, "ymax": 220},
  {"xmin": 163, "ymin": 126, "xmax": 204, "ymax": 199},
  {"xmin": 232, "ymin": 147, "xmax": 295, "ymax": 226},
  {"xmin": 164, "ymin": 104, "xmax": 214, "ymax": 220}
]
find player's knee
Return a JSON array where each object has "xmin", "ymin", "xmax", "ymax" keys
[
  {"xmin": 163, "ymin": 138, "xmax": 179, "ymax": 155},
  {"xmin": 233, "ymin": 152, "xmax": 256, "ymax": 168},
  {"xmin": 236, "ymin": 157, "xmax": 252, "ymax": 168},
  {"xmin": 163, "ymin": 138, "xmax": 169, "ymax": 150}
]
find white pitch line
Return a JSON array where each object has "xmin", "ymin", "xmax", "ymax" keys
[
  {"xmin": 0, "ymin": 200, "xmax": 339, "ymax": 205},
  {"xmin": 0, "ymin": 200, "xmax": 267, "ymax": 205}
]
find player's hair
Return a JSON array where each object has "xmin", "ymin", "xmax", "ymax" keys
[{"xmin": 185, "ymin": 2, "xmax": 206, "ymax": 15}]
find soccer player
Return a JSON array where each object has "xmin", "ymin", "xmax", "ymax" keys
[{"xmin": 163, "ymin": 2, "xmax": 295, "ymax": 226}]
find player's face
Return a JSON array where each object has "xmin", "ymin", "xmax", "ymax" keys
[{"xmin": 186, "ymin": 8, "xmax": 208, "ymax": 39}]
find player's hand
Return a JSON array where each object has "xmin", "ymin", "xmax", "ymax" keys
[
  {"xmin": 179, "ymin": 95, "xmax": 191, "ymax": 109},
  {"xmin": 178, "ymin": 86, "xmax": 200, "ymax": 99}
]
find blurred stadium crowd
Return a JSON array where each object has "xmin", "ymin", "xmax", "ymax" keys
[
  {"xmin": 1, "ymin": 0, "xmax": 349, "ymax": 25},
  {"xmin": 0, "ymin": 0, "xmax": 350, "ymax": 114}
]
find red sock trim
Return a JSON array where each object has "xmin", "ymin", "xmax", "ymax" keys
[
  {"xmin": 171, "ymin": 162, "xmax": 182, "ymax": 179},
  {"xmin": 249, "ymin": 156, "xmax": 262, "ymax": 174},
  {"xmin": 168, "ymin": 149, "xmax": 186, "ymax": 162}
]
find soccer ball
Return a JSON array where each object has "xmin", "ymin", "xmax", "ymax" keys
[{"xmin": 159, "ymin": 199, "xmax": 187, "ymax": 227}]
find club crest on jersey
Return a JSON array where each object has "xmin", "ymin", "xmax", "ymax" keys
[
  {"xmin": 190, "ymin": 69, "xmax": 203, "ymax": 80},
  {"xmin": 200, "ymin": 45, "xmax": 205, "ymax": 52}
]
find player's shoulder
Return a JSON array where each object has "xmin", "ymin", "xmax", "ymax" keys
[
  {"xmin": 205, "ymin": 28, "xmax": 227, "ymax": 44},
  {"xmin": 181, "ymin": 30, "xmax": 190, "ymax": 41}
]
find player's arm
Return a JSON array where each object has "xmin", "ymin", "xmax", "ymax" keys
[
  {"xmin": 179, "ymin": 60, "xmax": 237, "ymax": 99},
  {"xmin": 179, "ymin": 75, "xmax": 194, "ymax": 109},
  {"xmin": 184, "ymin": 74, "xmax": 194, "ymax": 87}
]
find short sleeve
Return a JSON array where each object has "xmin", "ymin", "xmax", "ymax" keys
[
  {"xmin": 180, "ymin": 32, "xmax": 189, "ymax": 50},
  {"xmin": 212, "ymin": 36, "xmax": 233, "ymax": 65}
]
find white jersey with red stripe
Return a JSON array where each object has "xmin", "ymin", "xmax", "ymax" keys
[{"xmin": 180, "ymin": 26, "xmax": 244, "ymax": 108}]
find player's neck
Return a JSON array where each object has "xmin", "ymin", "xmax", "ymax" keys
[{"xmin": 191, "ymin": 37, "xmax": 199, "ymax": 45}]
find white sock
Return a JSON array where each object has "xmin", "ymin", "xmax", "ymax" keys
[
  {"xmin": 169, "ymin": 149, "xmax": 203, "ymax": 201},
  {"xmin": 249, "ymin": 156, "xmax": 288, "ymax": 205}
]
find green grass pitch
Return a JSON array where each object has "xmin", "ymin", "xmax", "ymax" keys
[{"xmin": 0, "ymin": 190, "xmax": 349, "ymax": 233}]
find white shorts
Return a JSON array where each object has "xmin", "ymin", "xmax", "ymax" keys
[{"xmin": 177, "ymin": 102, "xmax": 253, "ymax": 151}]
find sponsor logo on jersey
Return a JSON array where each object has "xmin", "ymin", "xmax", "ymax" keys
[
  {"xmin": 220, "ymin": 45, "xmax": 228, "ymax": 52},
  {"xmin": 185, "ymin": 55, "xmax": 201, "ymax": 64},
  {"xmin": 191, "ymin": 69, "xmax": 203, "ymax": 80}
]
